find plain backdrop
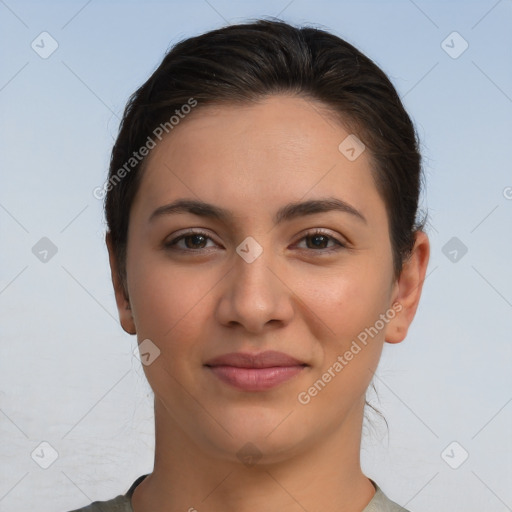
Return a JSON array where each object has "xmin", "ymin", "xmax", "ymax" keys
[{"xmin": 1, "ymin": 1, "xmax": 511, "ymax": 511}]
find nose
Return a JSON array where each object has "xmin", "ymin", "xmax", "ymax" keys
[{"xmin": 215, "ymin": 245, "xmax": 295, "ymax": 334}]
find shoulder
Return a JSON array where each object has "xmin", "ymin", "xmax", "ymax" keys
[
  {"xmin": 364, "ymin": 481, "xmax": 412, "ymax": 512},
  {"xmin": 64, "ymin": 474, "xmax": 149, "ymax": 512},
  {"xmin": 64, "ymin": 493, "xmax": 132, "ymax": 512}
]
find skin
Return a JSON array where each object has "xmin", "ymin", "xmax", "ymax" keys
[{"xmin": 107, "ymin": 95, "xmax": 430, "ymax": 512}]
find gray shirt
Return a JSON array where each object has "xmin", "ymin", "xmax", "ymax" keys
[{"xmin": 66, "ymin": 474, "xmax": 411, "ymax": 512}]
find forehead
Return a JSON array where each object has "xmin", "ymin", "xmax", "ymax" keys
[{"xmin": 131, "ymin": 95, "xmax": 386, "ymax": 225}]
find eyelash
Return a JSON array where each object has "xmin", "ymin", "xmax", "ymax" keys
[{"xmin": 164, "ymin": 229, "xmax": 346, "ymax": 254}]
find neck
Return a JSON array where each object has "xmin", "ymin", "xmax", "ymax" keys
[{"xmin": 131, "ymin": 396, "xmax": 375, "ymax": 512}]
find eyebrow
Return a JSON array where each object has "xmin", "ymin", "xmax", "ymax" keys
[{"xmin": 149, "ymin": 197, "xmax": 367, "ymax": 225}]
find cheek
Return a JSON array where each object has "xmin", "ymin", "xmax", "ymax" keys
[
  {"xmin": 126, "ymin": 254, "xmax": 215, "ymax": 392},
  {"xmin": 303, "ymin": 262, "xmax": 392, "ymax": 343},
  {"xmin": 293, "ymin": 269, "xmax": 391, "ymax": 418},
  {"xmin": 127, "ymin": 253, "xmax": 213, "ymax": 341}
]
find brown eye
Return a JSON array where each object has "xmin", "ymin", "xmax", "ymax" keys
[
  {"xmin": 165, "ymin": 231, "xmax": 217, "ymax": 251},
  {"xmin": 295, "ymin": 230, "xmax": 345, "ymax": 252},
  {"xmin": 182, "ymin": 234, "xmax": 208, "ymax": 249},
  {"xmin": 306, "ymin": 234, "xmax": 330, "ymax": 249}
]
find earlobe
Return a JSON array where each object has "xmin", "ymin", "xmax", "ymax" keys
[
  {"xmin": 385, "ymin": 231, "xmax": 430, "ymax": 344},
  {"xmin": 105, "ymin": 232, "xmax": 137, "ymax": 335}
]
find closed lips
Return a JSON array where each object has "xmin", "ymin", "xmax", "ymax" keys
[
  {"xmin": 204, "ymin": 350, "xmax": 307, "ymax": 368},
  {"xmin": 204, "ymin": 351, "xmax": 308, "ymax": 392}
]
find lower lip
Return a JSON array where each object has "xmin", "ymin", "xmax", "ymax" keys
[{"xmin": 207, "ymin": 365, "xmax": 305, "ymax": 391}]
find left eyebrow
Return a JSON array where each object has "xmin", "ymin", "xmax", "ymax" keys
[
  {"xmin": 274, "ymin": 197, "xmax": 367, "ymax": 225},
  {"xmin": 149, "ymin": 197, "xmax": 367, "ymax": 225}
]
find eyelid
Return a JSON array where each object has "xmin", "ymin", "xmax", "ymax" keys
[
  {"xmin": 292, "ymin": 228, "xmax": 347, "ymax": 251},
  {"xmin": 163, "ymin": 228, "xmax": 220, "ymax": 249},
  {"xmin": 164, "ymin": 227, "xmax": 348, "ymax": 253}
]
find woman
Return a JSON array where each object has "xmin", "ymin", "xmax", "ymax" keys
[{"xmin": 69, "ymin": 18, "xmax": 430, "ymax": 512}]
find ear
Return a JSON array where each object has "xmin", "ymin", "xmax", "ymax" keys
[
  {"xmin": 385, "ymin": 230, "xmax": 430, "ymax": 344},
  {"xmin": 105, "ymin": 232, "xmax": 136, "ymax": 335}
]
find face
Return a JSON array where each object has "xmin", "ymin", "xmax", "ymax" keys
[{"xmin": 110, "ymin": 95, "xmax": 421, "ymax": 463}]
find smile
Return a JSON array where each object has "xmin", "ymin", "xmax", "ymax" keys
[{"xmin": 204, "ymin": 350, "xmax": 308, "ymax": 391}]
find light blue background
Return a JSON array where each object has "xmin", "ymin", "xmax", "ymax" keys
[{"xmin": 1, "ymin": 1, "xmax": 511, "ymax": 511}]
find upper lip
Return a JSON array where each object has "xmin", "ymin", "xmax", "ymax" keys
[{"xmin": 204, "ymin": 350, "xmax": 307, "ymax": 369}]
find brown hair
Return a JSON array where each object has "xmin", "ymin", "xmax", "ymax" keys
[{"xmin": 105, "ymin": 18, "xmax": 425, "ymax": 289}]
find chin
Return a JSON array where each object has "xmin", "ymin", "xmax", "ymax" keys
[{"xmin": 197, "ymin": 411, "xmax": 309, "ymax": 465}]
